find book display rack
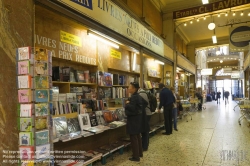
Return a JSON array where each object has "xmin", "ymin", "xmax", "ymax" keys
[{"xmin": 17, "ymin": 47, "xmax": 54, "ymax": 165}]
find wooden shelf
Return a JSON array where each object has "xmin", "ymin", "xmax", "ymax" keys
[
  {"xmin": 112, "ymin": 85, "xmax": 129, "ymax": 87},
  {"xmin": 148, "ymin": 75, "xmax": 161, "ymax": 79},
  {"xmin": 98, "ymin": 86, "xmax": 112, "ymax": 88},
  {"xmin": 108, "ymin": 67, "xmax": 140, "ymax": 75},
  {"xmin": 52, "ymin": 81, "xmax": 97, "ymax": 86}
]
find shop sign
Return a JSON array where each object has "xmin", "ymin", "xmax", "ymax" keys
[
  {"xmin": 55, "ymin": 0, "xmax": 164, "ymax": 56},
  {"xmin": 173, "ymin": 0, "xmax": 250, "ymax": 19},
  {"xmin": 60, "ymin": 30, "xmax": 82, "ymax": 47},
  {"xmin": 201, "ymin": 68, "xmax": 213, "ymax": 75},
  {"xmin": 110, "ymin": 49, "xmax": 121, "ymax": 59},
  {"xmin": 231, "ymin": 72, "xmax": 240, "ymax": 79},
  {"xmin": 229, "ymin": 25, "xmax": 250, "ymax": 51}
]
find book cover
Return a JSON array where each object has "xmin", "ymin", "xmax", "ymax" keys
[
  {"xmin": 34, "ymin": 61, "xmax": 48, "ymax": 75},
  {"xmin": 66, "ymin": 93, "xmax": 77, "ymax": 102},
  {"xmin": 35, "ymin": 130, "xmax": 49, "ymax": 146},
  {"xmin": 34, "ymin": 76, "xmax": 49, "ymax": 89},
  {"xmin": 52, "ymin": 101, "xmax": 59, "ymax": 115},
  {"xmin": 67, "ymin": 118, "xmax": 81, "ymax": 134},
  {"xmin": 35, "ymin": 89, "xmax": 49, "ymax": 103},
  {"xmin": 112, "ymin": 74, "xmax": 119, "ymax": 85},
  {"xmin": 58, "ymin": 93, "xmax": 67, "ymax": 102},
  {"xmin": 52, "ymin": 66, "xmax": 63, "ymax": 81},
  {"xmin": 84, "ymin": 70, "xmax": 90, "ymax": 83},
  {"xmin": 34, "ymin": 48, "xmax": 48, "ymax": 61},
  {"xmin": 103, "ymin": 72, "xmax": 112, "ymax": 86},
  {"xmin": 19, "ymin": 146, "xmax": 35, "ymax": 160},
  {"xmin": 18, "ymin": 75, "xmax": 32, "ymax": 89},
  {"xmin": 119, "ymin": 75, "xmax": 125, "ymax": 85},
  {"xmin": 97, "ymin": 88, "xmax": 105, "ymax": 100},
  {"xmin": 18, "ymin": 61, "xmax": 30, "ymax": 75},
  {"xmin": 95, "ymin": 111, "xmax": 107, "ymax": 125},
  {"xmin": 35, "ymin": 117, "xmax": 48, "ymax": 130},
  {"xmin": 19, "ymin": 104, "xmax": 33, "ymax": 117},
  {"xmin": 19, "ymin": 132, "xmax": 33, "ymax": 146},
  {"xmin": 62, "ymin": 67, "xmax": 71, "ymax": 82},
  {"xmin": 90, "ymin": 72, "xmax": 97, "ymax": 83},
  {"xmin": 75, "ymin": 70, "xmax": 84, "ymax": 82},
  {"xmin": 17, "ymin": 47, "xmax": 31, "ymax": 61},
  {"xmin": 35, "ymin": 103, "xmax": 49, "ymax": 117},
  {"xmin": 76, "ymin": 92, "xmax": 84, "ymax": 103},
  {"xmin": 59, "ymin": 101, "xmax": 68, "ymax": 114},
  {"xmin": 70, "ymin": 103, "xmax": 78, "ymax": 113},
  {"xmin": 70, "ymin": 70, "xmax": 76, "ymax": 82},
  {"xmin": 104, "ymin": 88, "xmax": 111, "ymax": 98},
  {"xmin": 51, "ymin": 86, "xmax": 59, "ymax": 101},
  {"xmin": 88, "ymin": 112, "xmax": 98, "ymax": 127},
  {"xmin": 53, "ymin": 116, "xmax": 69, "ymax": 137},
  {"xmin": 97, "ymin": 71, "xmax": 105, "ymax": 86},
  {"xmin": 36, "ymin": 144, "xmax": 50, "ymax": 159},
  {"xmin": 20, "ymin": 118, "xmax": 33, "ymax": 132},
  {"xmin": 78, "ymin": 114, "xmax": 91, "ymax": 131}
]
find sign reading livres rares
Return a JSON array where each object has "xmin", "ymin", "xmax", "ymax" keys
[
  {"xmin": 55, "ymin": 0, "xmax": 164, "ymax": 56},
  {"xmin": 173, "ymin": 0, "xmax": 250, "ymax": 19}
]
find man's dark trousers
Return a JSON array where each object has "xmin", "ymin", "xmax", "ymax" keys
[{"xmin": 164, "ymin": 104, "xmax": 173, "ymax": 134}]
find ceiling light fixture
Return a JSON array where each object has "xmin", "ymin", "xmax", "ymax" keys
[
  {"xmin": 197, "ymin": 18, "xmax": 200, "ymax": 22},
  {"xmin": 190, "ymin": 21, "xmax": 193, "ymax": 24},
  {"xmin": 202, "ymin": 0, "xmax": 209, "ymax": 4},
  {"xmin": 204, "ymin": 16, "xmax": 206, "ymax": 20},
  {"xmin": 184, "ymin": 23, "xmax": 187, "ymax": 26},
  {"xmin": 248, "ymin": 12, "xmax": 250, "ymax": 16},
  {"xmin": 241, "ymin": 11, "xmax": 244, "ymax": 16},
  {"xmin": 208, "ymin": 23, "xmax": 215, "ymax": 30},
  {"xmin": 216, "ymin": 50, "xmax": 221, "ymax": 55},
  {"xmin": 212, "ymin": 35, "xmax": 217, "ymax": 44},
  {"xmin": 220, "ymin": 60, "xmax": 223, "ymax": 63},
  {"xmin": 225, "ymin": 13, "xmax": 228, "ymax": 16},
  {"xmin": 233, "ymin": 12, "xmax": 236, "ymax": 16},
  {"xmin": 218, "ymin": 14, "xmax": 220, "ymax": 17}
]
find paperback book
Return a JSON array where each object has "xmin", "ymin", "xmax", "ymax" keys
[
  {"xmin": 34, "ymin": 61, "xmax": 48, "ymax": 75},
  {"xmin": 35, "ymin": 130, "xmax": 49, "ymax": 146},
  {"xmin": 19, "ymin": 104, "xmax": 33, "ymax": 117},
  {"xmin": 34, "ymin": 76, "xmax": 49, "ymax": 89},
  {"xmin": 35, "ymin": 89, "xmax": 49, "ymax": 103},
  {"xmin": 88, "ymin": 112, "xmax": 98, "ymax": 127},
  {"xmin": 18, "ymin": 60, "xmax": 30, "ymax": 75},
  {"xmin": 78, "ymin": 114, "xmax": 91, "ymax": 132},
  {"xmin": 17, "ymin": 47, "xmax": 31, "ymax": 61},
  {"xmin": 35, "ymin": 103, "xmax": 49, "ymax": 117},
  {"xmin": 19, "ymin": 146, "xmax": 35, "ymax": 160},
  {"xmin": 90, "ymin": 72, "xmax": 97, "ymax": 83},
  {"xmin": 34, "ymin": 48, "xmax": 48, "ymax": 61},
  {"xmin": 103, "ymin": 72, "xmax": 112, "ymax": 86},
  {"xmin": 19, "ymin": 118, "xmax": 33, "ymax": 132},
  {"xmin": 84, "ymin": 70, "xmax": 90, "ymax": 83},
  {"xmin": 19, "ymin": 132, "xmax": 33, "ymax": 146},
  {"xmin": 53, "ymin": 116, "xmax": 69, "ymax": 138},
  {"xmin": 75, "ymin": 70, "xmax": 84, "ymax": 82},
  {"xmin": 36, "ymin": 144, "xmax": 50, "ymax": 159},
  {"xmin": 35, "ymin": 117, "xmax": 48, "ymax": 130},
  {"xmin": 18, "ymin": 75, "xmax": 32, "ymax": 89},
  {"xmin": 67, "ymin": 118, "xmax": 81, "ymax": 137}
]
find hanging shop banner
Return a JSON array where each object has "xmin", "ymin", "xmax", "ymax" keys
[
  {"xmin": 173, "ymin": 0, "xmax": 250, "ymax": 19},
  {"xmin": 54, "ymin": 0, "xmax": 164, "ymax": 56},
  {"xmin": 201, "ymin": 68, "xmax": 213, "ymax": 76},
  {"xmin": 110, "ymin": 49, "xmax": 121, "ymax": 59},
  {"xmin": 229, "ymin": 25, "xmax": 250, "ymax": 51}
]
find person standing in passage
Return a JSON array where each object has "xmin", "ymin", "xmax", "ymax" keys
[
  {"xmin": 125, "ymin": 82, "xmax": 144, "ymax": 162},
  {"xmin": 138, "ymin": 87, "xmax": 151, "ymax": 151},
  {"xmin": 170, "ymin": 87, "xmax": 180, "ymax": 131},
  {"xmin": 224, "ymin": 91, "xmax": 230, "ymax": 104},
  {"xmin": 158, "ymin": 83, "xmax": 175, "ymax": 135},
  {"xmin": 216, "ymin": 91, "xmax": 221, "ymax": 104}
]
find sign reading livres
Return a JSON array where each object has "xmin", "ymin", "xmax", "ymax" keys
[
  {"xmin": 173, "ymin": 0, "xmax": 250, "ymax": 19},
  {"xmin": 55, "ymin": 0, "xmax": 164, "ymax": 56},
  {"xmin": 110, "ymin": 49, "xmax": 121, "ymax": 59}
]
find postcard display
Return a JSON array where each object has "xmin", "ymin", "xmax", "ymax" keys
[{"xmin": 17, "ymin": 47, "xmax": 53, "ymax": 165}]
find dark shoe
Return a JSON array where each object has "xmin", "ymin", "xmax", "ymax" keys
[
  {"xmin": 129, "ymin": 157, "xmax": 140, "ymax": 162},
  {"xmin": 174, "ymin": 129, "xmax": 178, "ymax": 131}
]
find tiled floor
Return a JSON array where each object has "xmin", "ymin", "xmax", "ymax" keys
[{"xmin": 94, "ymin": 100, "xmax": 250, "ymax": 166}]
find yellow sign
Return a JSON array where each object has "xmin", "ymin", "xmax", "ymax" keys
[
  {"xmin": 110, "ymin": 49, "xmax": 121, "ymax": 59},
  {"xmin": 60, "ymin": 30, "xmax": 82, "ymax": 47}
]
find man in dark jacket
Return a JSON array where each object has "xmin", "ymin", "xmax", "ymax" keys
[
  {"xmin": 125, "ymin": 82, "xmax": 147, "ymax": 162},
  {"xmin": 158, "ymin": 83, "xmax": 175, "ymax": 135}
]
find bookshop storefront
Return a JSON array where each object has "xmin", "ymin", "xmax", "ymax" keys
[{"xmin": 30, "ymin": 0, "xmax": 173, "ymax": 165}]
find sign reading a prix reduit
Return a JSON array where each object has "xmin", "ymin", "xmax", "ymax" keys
[
  {"xmin": 173, "ymin": 0, "xmax": 250, "ymax": 19},
  {"xmin": 55, "ymin": 0, "xmax": 164, "ymax": 56}
]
